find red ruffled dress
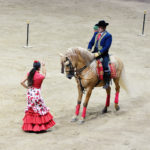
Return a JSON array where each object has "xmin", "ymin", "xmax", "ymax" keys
[{"xmin": 22, "ymin": 71, "xmax": 55, "ymax": 132}]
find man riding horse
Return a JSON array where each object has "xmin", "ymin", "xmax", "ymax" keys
[
  {"xmin": 60, "ymin": 20, "xmax": 126, "ymax": 123},
  {"xmin": 88, "ymin": 20, "xmax": 112, "ymax": 89}
]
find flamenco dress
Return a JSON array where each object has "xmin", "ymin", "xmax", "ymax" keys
[{"xmin": 22, "ymin": 71, "xmax": 55, "ymax": 132}]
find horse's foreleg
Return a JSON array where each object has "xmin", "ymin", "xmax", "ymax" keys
[
  {"xmin": 114, "ymin": 78, "xmax": 120, "ymax": 111},
  {"xmin": 79, "ymin": 88, "xmax": 93, "ymax": 124},
  {"xmin": 71, "ymin": 83, "xmax": 83, "ymax": 122},
  {"xmin": 102, "ymin": 86, "xmax": 111, "ymax": 114}
]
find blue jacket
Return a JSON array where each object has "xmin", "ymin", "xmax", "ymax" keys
[{"xmin": 88, "ymin": 31, "xmax": 112, "ymax": 56}]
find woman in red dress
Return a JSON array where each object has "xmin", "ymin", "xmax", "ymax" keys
[{"xmin": 21, "ymin": 60, "xmax": 55, "ymax": 132}]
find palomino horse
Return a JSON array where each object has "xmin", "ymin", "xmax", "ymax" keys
[{"xmin": 60, "ymin": 47, "xmax": 127, "ymax": 123}]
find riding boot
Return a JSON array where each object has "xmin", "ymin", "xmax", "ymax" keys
[{"xmin": 103, "ymin": 72, "xmax": 111, "ymax": 89}]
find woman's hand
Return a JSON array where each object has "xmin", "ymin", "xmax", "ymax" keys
[
  {"xmin": 41, "ymin": 62, "xmax": 46, "ymax": 77},
  {"xmin": 42, "ymin": 62, "xmax": 45, "ymax": 67}
]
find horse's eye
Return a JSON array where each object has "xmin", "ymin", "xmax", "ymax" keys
[
  {"xmin": 66, "ymin": 64, "xmax": 70, "ymax": 67},
  {"xmin": 65, "ymin": 60, "xmax": 70, "ymax": 66}
]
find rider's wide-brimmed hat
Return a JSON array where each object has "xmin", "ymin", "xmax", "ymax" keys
[{"xmin": 97, "ymin": 20, "xmax": 109, "ymax": 27}]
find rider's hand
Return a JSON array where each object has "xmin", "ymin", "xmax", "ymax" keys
[{"xmin": 94, "ymin": 52, "xmax": 101, "ymax": 58}]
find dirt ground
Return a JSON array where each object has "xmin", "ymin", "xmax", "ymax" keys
[{"xmin": 0, "ymin": 0, "xmax": 150, "ymax": 150}]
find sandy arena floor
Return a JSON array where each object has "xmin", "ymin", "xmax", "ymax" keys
[{"xmin": 0, "ymin": 0, "xmax": 150, "ymax": 150}]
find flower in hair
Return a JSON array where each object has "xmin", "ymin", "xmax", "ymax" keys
[{"xmin": 34, "ymin": 60, "xmax": 38, "ymax": 63}]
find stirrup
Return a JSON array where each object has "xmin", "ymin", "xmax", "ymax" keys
[{"xmin": 103, "ymin": 83, "xmax": 110, "ymax": 89}]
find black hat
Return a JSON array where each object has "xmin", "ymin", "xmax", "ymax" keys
[{"xmin": 97, "ymin": 20, "xmax": 109, "ymax": 27}]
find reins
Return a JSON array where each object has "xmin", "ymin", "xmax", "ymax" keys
[
  {"xmin": 65, "ymin": 57, "xmax": 101, "ymax": 94},
  {"xmin": 74, "ymin": 65, "xmax": 87, "ymax": 94},
  {"xmin": 73, "ymin": 59, "xmax": 95, "ymax": 93}
]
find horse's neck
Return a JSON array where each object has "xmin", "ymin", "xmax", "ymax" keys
[
  {"xmin": 76, "ymin": 54, "xmax": 93, "ymax": 69},
  {"xmin": 76, "ymin": 59, "xmax": 87, "ymax": 70}
]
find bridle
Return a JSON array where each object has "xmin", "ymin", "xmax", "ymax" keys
[
  {"xmin": 64, "ymin": 57, "xmax": 90, "ymax": 93},
  {"xmin": 61, "ymin": 56, "xmax": 101, "ymax": 93},
  {"xmin": 65, "ymin": 57, "xmax": 76, "ymax": 76},
  {"xmin": 65, "ymin": 57, "xmax": 87, "ymax": 77}
]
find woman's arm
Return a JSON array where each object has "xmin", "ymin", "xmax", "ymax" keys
[
  {"xmin": 42, "ymin": 62, "xmax": 46, "ymax": 77},
  {"xmin": 20, "ymin": 75, "xmax": 28, "ymax": 89}
]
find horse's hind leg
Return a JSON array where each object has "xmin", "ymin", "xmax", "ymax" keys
[
  {"xmin": 102, "ymin": 86, "xmax": 111, "ymax": 114},
  {"xmin": 113, "ymin": 78, "xmax": 120, "ymax": 111}
]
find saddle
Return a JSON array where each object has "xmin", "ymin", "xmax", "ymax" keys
[{"xmin": 96, "ymin": 60, "xmax": 117, "ymax": 80}]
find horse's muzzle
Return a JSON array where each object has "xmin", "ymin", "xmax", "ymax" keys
[{"xmin": 67, "ymin": 74, "xmax": 73, "ymax": 79}]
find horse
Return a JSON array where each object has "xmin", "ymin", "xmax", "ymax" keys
[{"xmin": 60, "ymin": 47, "xmax": 128, "ymax": 123}]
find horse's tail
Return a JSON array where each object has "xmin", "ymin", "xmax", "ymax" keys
[
  {"xmin": 119, "ymin": 64, "xmax": 129, "ymax": 94},
  {"xmin": 112, "ymin": 55, "xmax": 130, "ymax": 94}
]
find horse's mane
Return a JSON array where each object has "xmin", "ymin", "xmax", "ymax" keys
[{"xmin": 65, "ymin": 47, "xmax": 94, "ymax": 65}]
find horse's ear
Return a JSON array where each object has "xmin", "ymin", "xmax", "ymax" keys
[
  {"xmin": 59, "ymin": 54, "xmax": 64, "ymax": 74},
  {"xmin": 59, "ymin": 53, "xmax": 64, "ymax": 57},
  {"xmin": 59, "ymin": 53, "xmax": 65, "ymax": 73},
  {"xmin": 61, "ymin": 61, "xmax": 64, "ymax": 74}
]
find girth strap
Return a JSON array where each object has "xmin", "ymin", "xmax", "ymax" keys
[
  {"xmin": 76, "ymin": 65, "xmax": 87, "ymax": 75},
  {"xmin": 78, "ymin": 77, "xmax": 85, "ymax": 93}
]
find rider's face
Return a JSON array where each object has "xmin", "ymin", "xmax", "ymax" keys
[{"xmin": 98, "ymin": 27, "xmax": 105, "ymax": 33}]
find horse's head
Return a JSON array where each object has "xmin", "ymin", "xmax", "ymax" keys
[
  {"xmin": 59, "ymin": 53, "xmax": 75, "ymax": 79},
  {"xmin": 59, "ymin": 47, "xmax": 95, "ymax": 79}
]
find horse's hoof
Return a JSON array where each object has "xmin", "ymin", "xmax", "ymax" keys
[
  {"xmin": 102, "ymin": 106, "xmax": 107, "ymax": 114},
  {"xmin": 71, "ymin": 116, "xmax": 78, "ymax": 122},
  {"xmin": 115, "ymin": 104, "xmax": 120, "ymax": 111},
  {"xmin": 78, "ymin": 118, "xmax": 85, "ymax": 124}
]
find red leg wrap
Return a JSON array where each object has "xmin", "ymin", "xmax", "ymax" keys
[
  {"xmin": 106, "ymin": 95, "xmax": 110, "ymax": 107},
  {"xmin": 75, "ymin": 104, "xmax": 80, "ymax": 116},
  {"xmin": 81, "ymin": 107, "xmax": 87, "ymax": 118},
  {"xmin": 114, "ymin": 92, "xmax": 119, "ymax": 104}
]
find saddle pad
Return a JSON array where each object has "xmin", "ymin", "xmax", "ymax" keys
[
  {"xmin": 109, "ymin": 63, "xmax": 117, "ymax": 78},
  {"xmin": 96, "ymin": 60, "xmax": 103, "ymax": 80},
  {"xmin": 96, "ymin": 60, "xmax": 117, "ymax": 80}
]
